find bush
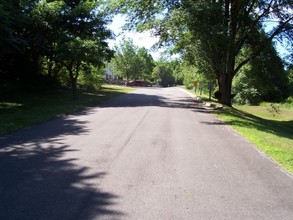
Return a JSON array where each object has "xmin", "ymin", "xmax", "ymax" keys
[
  {"xmin": 282, "ymin": 96, "xmax": 293, "ymax": 109},
  {"xmin": 233, "ymin": 87, "xmax": 261, "ymax": 105},
  {"xmin": 287, "ymin": 96, "xmax": 293, "ymax": 103},
  {"xmin": 79, "ymin": 65, "xmax": 104, "ymax": 92},
  {"xmin": 233, "ymin": 43, "xmax": 288, "ymax": 105}
]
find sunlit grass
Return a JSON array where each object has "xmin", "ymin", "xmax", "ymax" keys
[
  {"xmin": 0, "ymin": 85, "xmax": 134, "ymax": 135},
  {"xmin": 216, "ymin": 106, "xmax": 293, "ymax": 174},
  {"xmin": 182, "ymin": 86, "xmax": 293, "ymax": 173},
  {"xmin": 236, "ymin": 104, "xmax": 293, "ymax": 121},
  {"xmin": 183, "ymin": 86, "xmax": 293, "ymax": 173},
  {"xmin": 0, "ymin": 102, "xmax": 23, "ymax": 109}
]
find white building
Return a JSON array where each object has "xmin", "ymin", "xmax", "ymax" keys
[{"xmin": 103, "ymin": 67, "xmax": 119, "ymax": 80}]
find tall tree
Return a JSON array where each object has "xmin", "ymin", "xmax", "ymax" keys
[
  {"xmin": 57, "ymin": 38, "xmax": 113, "ymax": 99},
  {"xmin": 0, "ymin": 0, "xmax": 30, "ymax": 80},
  {"xmin": 115, "ymin": 0, "xmax": 293, "ymax": 106},
  {"xmin": 0, "ymin": 0, "xmax": 113, "ymax": 97},
  {"xmin": 110, "ymin": 39, "xmax": 154, "ymax": 82},
  {"xmin": 111, "ymin": 40, "xmax": 140, "ymax": 82},
  {"xmin": 55, "ymin": 0, "xmax": 113, "ymax": 99},
  {"xmin": 137, "ymin": 47, "xmax": 155, "ymax": 81},
  {"xmin": 152, "ymin": 61, "xmax": 175, "ymax": 87}
]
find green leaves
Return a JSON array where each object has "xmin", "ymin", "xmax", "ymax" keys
[
  {"xmin": 233, "ymin": 39, "xmax": 288, "ymax": 105},
  {"xmin": 0, "ymin": 0, "xmax": 114, "ymax": 100},
  {"xmin": 110, "ymin": 39, "xmax": 154, "ymax": 81},
  {"xmin": 152, "ymin": 62, "xmax": 175, "ymax": 87},
  {"xmin": 114, "ymin": 0, "xmax": 292, "ymax": 105}
]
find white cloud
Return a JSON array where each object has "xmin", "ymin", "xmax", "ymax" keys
[{"xmin": 107, "ymin": 14, "xmax": 162, "ymax": 60}]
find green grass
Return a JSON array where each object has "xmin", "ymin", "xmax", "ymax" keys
[
  {"xmin": 183, "ymin": 87, "xmax": 293, "ymax": 173},
  {"xmin": 237, "ymin": 104, "xmax": 293, "ymax": 121},
  {"xmin": 185, "ymin": 88, "xmax": 218, "ymax": 103},
  {"xmin": 215, "ymin": 105, "xmax": 293, "ymax": 174},
  {"xmin": 0, "ymin": 85, "xmax": 134, "ymax": 135}
]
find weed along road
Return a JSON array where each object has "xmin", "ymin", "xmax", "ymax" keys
[{"xmin": 0, "ymin": 87, "xmax": 293, "ymax": 219}]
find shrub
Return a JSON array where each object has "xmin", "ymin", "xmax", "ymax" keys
[{"xmin": 79, "ymin": 65, "xmax": 104, "ymax": 92}]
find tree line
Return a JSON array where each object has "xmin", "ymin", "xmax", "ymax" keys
[
  {"xmin": 0, "ymin": 0, "xmax": 113, "ymax": 99},
  {"xmin": 114, "ymin": 0, "xmax": 293, "ymax": 106},
  {"xmin": 1, "ymin": 0, "xmax": 292, "ymax": 106},
  {"xmin": 110, "ymin": 38, "xmax": 292, "ymax": 105},
  {"xmin": 109, "ymin": 39, "xmax": 181, "ymax": 88}
]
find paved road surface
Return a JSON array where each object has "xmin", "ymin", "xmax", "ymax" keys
[{"xmin": 0, "ymin": 87, "xmax": 292, "ymax": 219}]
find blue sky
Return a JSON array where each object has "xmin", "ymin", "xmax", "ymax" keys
[
  {"xmin": 108, "ymin": 14, "xmax": 291, "ymax": 62},
  {"xmin": 107, "ymin": 14, "xmax": 162, "ymax": 60}
]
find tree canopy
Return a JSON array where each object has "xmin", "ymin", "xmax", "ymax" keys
[
  {"xmin": 152, "ymin": 61, "xmax": 176, "ymax": 87},
  {"xmin": 115, "ymin": 0, "xmax": 293, "ymax": 106},
  {"xmin": 110, "ymin": 39, "xmax": 155, "ymax": 82},
  {"xmin": 1, "ymin": 0, "xmax": 292, "ymax": 104},
  {"xmin": 0, "ymin": 0, "xmax": 113, "ymax": 98},
  {"xmin": 233, "ymin": 40, "xmax": 288, "ymax": 105}
]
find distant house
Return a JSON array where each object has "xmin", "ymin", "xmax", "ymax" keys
[
  {"xmin": 103, "ymin": 67, "xmax": 125, "ymax": 84},
  {"xmin": 103, "ymin": 67, "xmax": 119, "ymax": 81}
]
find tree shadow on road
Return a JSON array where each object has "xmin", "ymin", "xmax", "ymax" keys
[
  {"xmin": 100, "ymin": 91, "xmax": 213, "ymax": 114},
  {"xmin": 0, "ymin": 144, "xmax": 124, "ymax": 219},
  {"xmin": 0, "ymin": 115, "xmax": 91, "ymax": 149},
  {"xmin": 0, "ymin": 114, "xmax": 125, "ymax": 219}
]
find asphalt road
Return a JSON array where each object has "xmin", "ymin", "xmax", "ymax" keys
[{"xmin": 0, "ymin": 87, "xmax": 292, "ymax": 220}]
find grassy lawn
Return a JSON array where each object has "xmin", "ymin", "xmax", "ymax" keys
[
  {"xmin": 0, "ymin": 85, "xmax": 134, "ymax": 135},
  {"xmin": 186, "ymin": 88, "xmax": 293, "ymax": 173},
  {"xmin": 216, "ymin": 104, "xmax": 293, "ymax": 174}
]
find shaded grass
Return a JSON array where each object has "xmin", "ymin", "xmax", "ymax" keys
[
  {"xmin": 0, "ymin": 85, "xmax": 134, "ymax": 135},
  {"xmin": 215, "ymin": 106, "xmax": 293, "ymax": 174}
]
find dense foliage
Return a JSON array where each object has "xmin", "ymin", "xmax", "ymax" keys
[
  {"xmin": 152, "ymin": 62, "xmax": 175, "ymax": 87},
  {"xmin": 114, "ymin": 0, "xmax": 293, "ymax": 106},
  {"xmin": 233, "ymin": 41, "xmax": 288, "ymax": 105},
  {"xmin": 1, "ymin": 0, "xmax": 292, "ymax": 105},
  {"xmin": 110, "ymin": 39, "xmax": 155, "ymax": 82},
  {"xmin": 0, "ymin": 0, "xmax": 113, "ymax": 98}
]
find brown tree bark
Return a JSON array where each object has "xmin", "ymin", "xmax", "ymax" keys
[
  {"xmin": 219, "ymin": 73, "xmax": 233, "ymax": 106},
  {"xmin": 67, "ymin": 61, "xmax": 79, "ymax": 100}
]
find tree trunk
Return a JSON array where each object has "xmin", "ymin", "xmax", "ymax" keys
[
  {"xmin": 126, "ymin": 72, "xmax": 130, "ymax": 85},
  {"xmin": 69, "ymin": 69, "xmax": 77, "ymax": 100},
  {"xmin": 216, "ymin": 0, "xmax": 237, "ymax": 107},
  {"xmin": 72, "ymin": 78, "xmax": 78, "ymax": 100},
  {"xmin": 219, "ymin": 72, "xmax": 233, "ymax": 106},
  {"xmin": 47, "ymin": 47, "xmax": 54, "ymax": 78},
  {"xmin": 67, "ymin": 61, "xmax": 78, "ymax": 100},
  {"xmin": 47, "ymin": 58, "xmax": 53, "ymax": 78}
]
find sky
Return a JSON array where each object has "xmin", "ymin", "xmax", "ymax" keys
[
  {"xmin": 107, "ymin": 14, "xmax": 164, "ymax": 60},
  {"xmin": 107, "ymin": 14, "xmax": 291, "ymax": 63},
  {"xmin": 263, "ymin": 21, "xmax": 291, "ymax": 62}
]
